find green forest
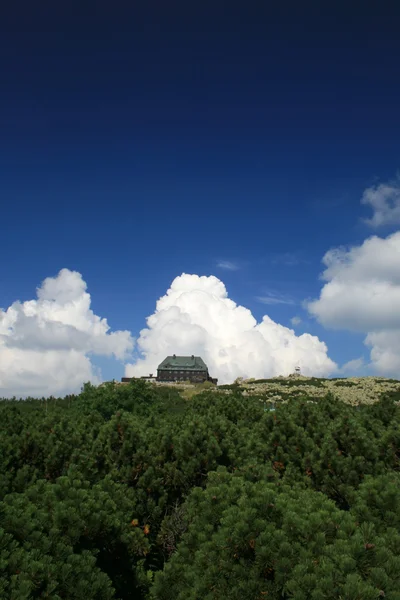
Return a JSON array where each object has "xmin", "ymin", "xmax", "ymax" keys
[{"xmin": 1, "ymin": 379, "xmax": 400, "ymax": 599}]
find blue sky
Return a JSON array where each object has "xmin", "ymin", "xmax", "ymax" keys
[{"xmin": 1, "ymin": 4, "xmax": 400, "ymax": 394}]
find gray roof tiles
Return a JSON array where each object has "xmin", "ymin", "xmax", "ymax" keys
[{"xmin": 157, "ymin": 355, "xmax": 208, "ymax": 372}]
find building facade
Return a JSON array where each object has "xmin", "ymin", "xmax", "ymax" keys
[
  {"xmin": 121, "ymin": 375, "xmax": 156, "ymax": 383},
  {"xmin": 121, "ymin": 357, "xmax": 218, "ymax": 385},
  {"xmin": 157, "ymin": 355, "xmax": 217, "ymax": 384}
]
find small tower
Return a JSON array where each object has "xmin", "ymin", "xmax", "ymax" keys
[{"xmin": 294, "ymin": 364, "xmax": 301, "ymax": 377}]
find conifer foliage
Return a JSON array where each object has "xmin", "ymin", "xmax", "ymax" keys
[{"xmin": 1, "ymin": 380, "xmax": 400, "ymax": 598}]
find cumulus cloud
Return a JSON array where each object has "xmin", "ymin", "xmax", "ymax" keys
[
  {"xmin": 361, "ymin": 177, "xmax": 400, "ymax": 227},
  {"xmin": 339, "ymin": 357, "xmax": 365, "ymax": 375},
  {"xmin": 307, "ymin": 232, "xmax": 400, "ymax": 376},
  {"xmin": 365, "ymin": 331, "xmax": 400, "ymax": 375},
  {"xmin": 307, "ymin": 232, "xmax": 400, "ymax": 331},
  {"xmin": 125, "ymin": 273, "xmax": 337, "ymax": 383},
  {"xmin": 0, "ymin": 269, "xmax": 133, "ymax": 398}
]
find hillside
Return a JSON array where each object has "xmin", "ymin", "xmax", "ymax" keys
[
  {"xmin": 221, "ymin": 375, "xmax": 400, "ymax": 406},
  {"xmin": 1, "ymin": 378, "xmax": 400, "ymax": 599}
]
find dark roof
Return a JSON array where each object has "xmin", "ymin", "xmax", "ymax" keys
[{"xmin": 157, "ymin": 355, "xmax": 208, "ymax": 372}]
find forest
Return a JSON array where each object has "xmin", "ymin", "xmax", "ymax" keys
[{"xmin": 1, "ymin": 378, "xmax": 400, "ymax": 600}]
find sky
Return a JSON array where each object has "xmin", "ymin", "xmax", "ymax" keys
[{"xmin": 2, "ymin": 3, "xmax": 400, "ymax": 396}]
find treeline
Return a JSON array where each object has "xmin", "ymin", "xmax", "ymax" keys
[{"xmin": 1, "ymin": 381, "xmax": 400, "ymax": 599}]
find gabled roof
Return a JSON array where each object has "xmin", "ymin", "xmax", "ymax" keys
[{"xmin": 157, "ymin": 355, "xmax": 208, "ymax": 371}]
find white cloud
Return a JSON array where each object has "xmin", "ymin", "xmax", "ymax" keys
[
  {"xmin": 0, "ymin": 269, "xmax": 134, "ymax": 398},
  {"xmin": 365, "ymin": 331, "xmax": 400, "ymax": 375},
  {"xmin": 339, "ymin": 357, "xmax": 365, "ymax": 375},
  {"xmin": 216, "ymin": 260, "xmax": 240, "ymax": 271},
  {"xmin": 361, "ymin": 177, "xmax": 400, "ymax": 227},
  {"xmin": 307, "ymin": 232, "xmax": 400, "ymax": 331},
  {"xmin": 256, "ymin": 293, "xmax": 295, "ymax": 306},
  {"xmin": 125, "ymin": 273, "xmax": 337, "ymax": 383},
  {"xmin": 290, "ymin": 316, "xmax": 302, "ymax": 326},
  {"xmin": 307, "ymin": 232, "xmax": 400, "ymax": 376}
]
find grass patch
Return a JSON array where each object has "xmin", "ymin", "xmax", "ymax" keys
[
  {"xmin": 180, "ymin": 380, "xmax": 218, "ymax": 399},
  {"xmin": 250, "ymin": 378, "xmax": 326, "ymax": 388},
  {"xmin": 217, "ymin": 383, "xmax": 241, "ymax": 390}
]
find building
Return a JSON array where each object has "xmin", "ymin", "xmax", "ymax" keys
[
  {"xmin": 140, "ymin": 374, "xmax": 157, "ymax": 382},
  {"xmin": 121, "ymin": 374, "xmax": 156, "ymax": 383},
  {"xmin": 157, "ymin": 355, "xmax": 217, "ymax": 384},
  {"xmin": 120, "ymin": 356, "xmax": 218, "ymax": 385}
]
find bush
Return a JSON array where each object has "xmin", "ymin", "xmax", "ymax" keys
[{"xmin": 1, "ymin": 383, "xmax": 400, "ymax": 599}]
